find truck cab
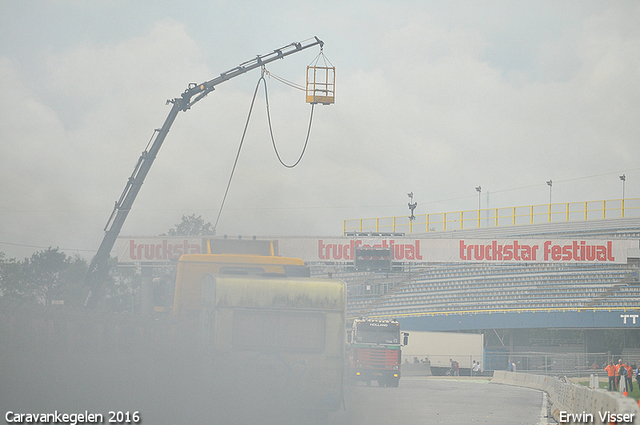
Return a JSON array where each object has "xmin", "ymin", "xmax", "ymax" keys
[{"xmin": 347, "ymin": 318, "xmax": 409, "ymax": 387}]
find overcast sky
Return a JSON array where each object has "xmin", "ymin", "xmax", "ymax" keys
[{"xmin": 1, "ymin": 1, "xmax": 639, "ymax": 260}]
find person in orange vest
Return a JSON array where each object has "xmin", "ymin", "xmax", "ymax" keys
[
  {"xmin": 626, "ymin": 363, "xmax": 634, "ymax": 392},
  {"xmin": 605, "ymin": 361, "xmax": 617, "ymax": 391}
]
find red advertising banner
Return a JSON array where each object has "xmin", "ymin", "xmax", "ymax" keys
[
  {"xmin": 277, "ymin": 237, "xmax": 638, "ymax": 264},
  {"xmin": 116, "ymin": 236, "xmax": 638, "ymax": 265},
  {"xmin": 117, "ymin": 237, "xmax": 204, "ymax": 263}
]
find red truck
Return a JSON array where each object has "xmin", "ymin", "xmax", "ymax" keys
[{"xmin": 347, "ymin": 318, "xmax": 409, "ymax": 387}]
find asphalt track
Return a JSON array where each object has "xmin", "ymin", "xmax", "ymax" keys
[
  {"xmin": 1, "ymin": 314, "xmax": 548, "ymax": 425},
  {"xmin": 2, "ymin": 361, "xmax": 548, "ymax": 425},
  {"xmin": 330, "ymin": 376, "xmax": 549, "ymax": 425}
]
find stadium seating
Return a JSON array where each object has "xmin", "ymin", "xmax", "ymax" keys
[{"xmin": 342, "ymin": 262, "xmax": 639, "ymax": 317}]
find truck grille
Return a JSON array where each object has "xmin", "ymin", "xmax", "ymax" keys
[{"xmin": 357, "ymin": 348, "xmax": 398, "ymax": 369}]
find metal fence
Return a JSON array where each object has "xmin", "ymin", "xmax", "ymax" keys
[
  {"xmin": 344, "ymin": 197, "xmax": 640, "ymax": 235},
  {"xmin": 485, "ymin": 351, "xmax": 625, "ymax": 378},
  {"xmin": 404, "ymin": 350, "xmax": 626, "ymax": 378}
]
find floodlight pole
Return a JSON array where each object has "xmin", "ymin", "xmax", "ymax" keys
[
  {"xmin": 475, "ymin": 186, "xmax": 481, "ymax": 228},
  {"xmin": 620, "ymin": 174, "xmax": 626, "ymax": 218}
]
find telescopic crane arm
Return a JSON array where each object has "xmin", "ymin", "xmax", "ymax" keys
[{"xmin": 84, "ymin": 37, "xmax": 324, "ymax": 306}]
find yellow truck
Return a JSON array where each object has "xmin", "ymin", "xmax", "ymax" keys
[
  {"xmin": 165, "ymin": 251, "xmax": 346, "ymax": 418},
  {"xmin": 171, "ymin": 252, "xmax": 311, "ymax": 314}
]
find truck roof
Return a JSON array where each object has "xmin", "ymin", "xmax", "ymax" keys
[
  {"xmin": 354, "ymin": 318, "xmax": 400, "ymax": 324},
  {"xmin": 178, "ymin": 253, "xmax": 305, "ymax": 266}
]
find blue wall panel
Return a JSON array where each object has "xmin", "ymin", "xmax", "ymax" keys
[{"xmin": 398, "ymin": 310, "xmax": 640, "ymax": 332}]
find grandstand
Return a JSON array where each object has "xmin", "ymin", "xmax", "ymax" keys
[
  {"xmin": 330, "ymin": 214, "xmax": 640, "ymax": 372},
  {"xmin": 340, "ymin": 217, "xmax": 640, "ymax": 319},
  {"xmin": 348, "ymin": 262, "xmax": 639, "ymax": 318}
]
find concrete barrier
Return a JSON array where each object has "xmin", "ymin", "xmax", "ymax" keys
[
  {"xmin": 401, "ymin": 362, "xmax": 432, "ymax": 376},
  {"xmin": 490, "ymin": 371, "xmax": 640, "ymax": 424}
]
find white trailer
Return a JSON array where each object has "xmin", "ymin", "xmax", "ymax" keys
[{"xmin": 402, "ymin": 331, "xmax": 484, "ymax": 375}]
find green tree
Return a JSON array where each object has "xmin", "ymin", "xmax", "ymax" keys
[
  {"xmin": 22, "ymin": 248, "xmax": 69, "ymax": 304},
  {"xmin": 0, "ymin": 252, "xmax": 22, "ymax": 299},
  {"xmin": 166, "ymin": 214, "xmax": 215, "ymax": 236},
  {"xmin": 0, "ymin": 248, "xmax": 87, "ymax": 305},
  {"xmin": 58, "ymin": 253, "xmax": 89, "ymax": 307}
]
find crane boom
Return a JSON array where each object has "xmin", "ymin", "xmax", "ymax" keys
[{"xmin": 84, "ymin": 37, "xmax": 324, "ymax": 306}]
